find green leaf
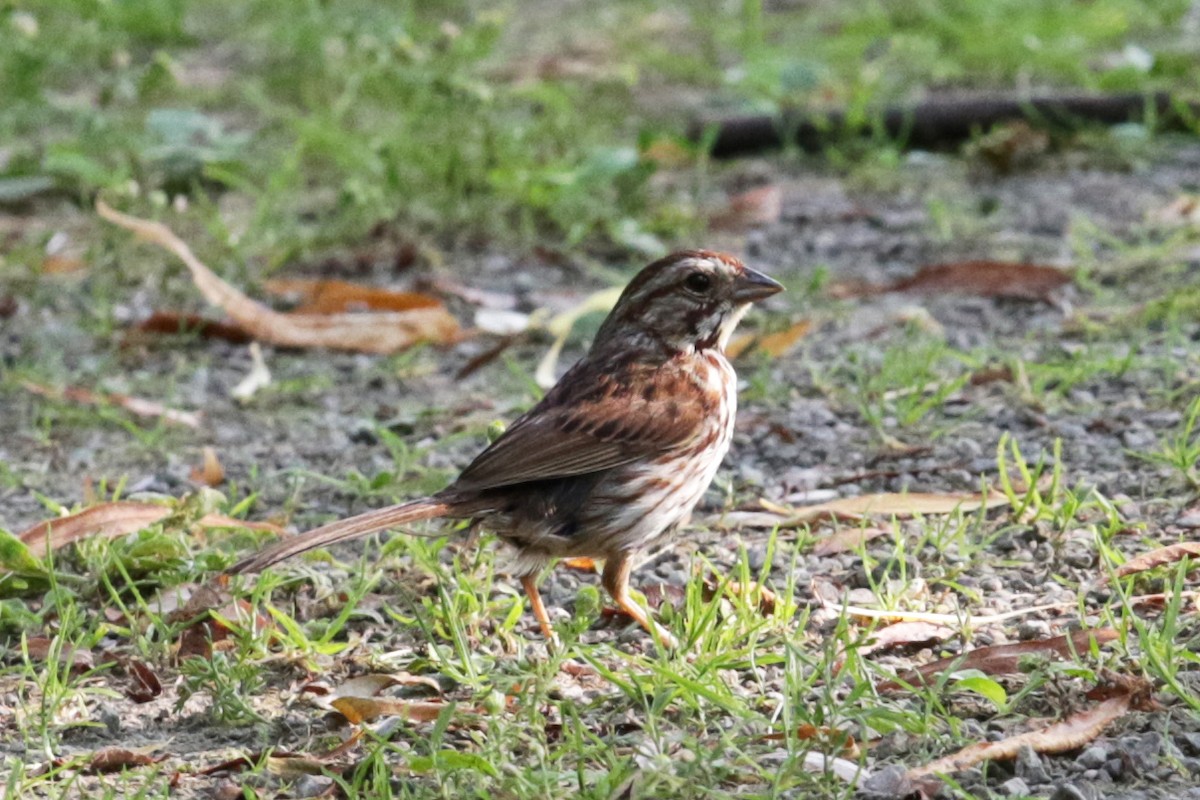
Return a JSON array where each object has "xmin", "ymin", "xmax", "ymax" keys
[
  {"xmin": 0, "ymin": 529, "xmax": 45, "ymax": 574},
  {"xmin": 952, "ymin": 670, "xmax": 1008, "ymax": 709}
]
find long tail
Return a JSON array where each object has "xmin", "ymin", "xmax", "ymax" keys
[{"xmin": 228, "ymin": 498, "xmax": 451, "ymax": 575}]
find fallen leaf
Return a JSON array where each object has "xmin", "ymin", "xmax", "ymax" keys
[
  {"xmin": 639, "ymin": 583, "xmax": 687, "ymax": 611},
  {"xmin": 133, "ymin": 311, "xmax": 254, "ymax": 344},
  {"xmin": 87, "ymin": 747, "xmax": 163, "ymax": 774},
  {"xmin": 1149, "ymin": 195, "xmax": 1200, "ymax": 226},
  {"xmin": 474, "ymin": 308, "xmax": 530, "ymax": 335},
  {"xmin": 908, "ymin": 691, "xmax": 1135, "ymax": 780},
  {"xmin": 859, "ymin": 621, "xmax": 956, "ymax": 657},
  {"xmin": 331, "ymin": 696, "xmax": 447, "ymax": 725},
  {"xmin": 98, "ymin": 203, "xmax": 461, "ymax": 354},
  {"xmin": 328, "ymin": 672, "xmax": 441, "ymax": 699},
  {"xmin": 24, "ymin": 636, "xmax": 94, "ymax": 673},
  {"xmin": 561, "ymin": 557, "xmax": 598, "ymax": 572},
  {"xmin": 767, "ymin": 490, "xmax": 1009, "ymax": 527},
  {"xmin": 812, "ymin": 527, "xmax": 890, "ymax": 556},
  {"xmin": 800, "ymin": 751, "xmax": 865, "ymax": 786},
  {"xmin": 727, "ymin": 319, "xmax": 812, "ymax": 360},
  {"xmin": 123, "ymin": 658, "xmax": 163, "ymax": 703},
  {"xmin": 21, "ymin": 381, "xmax": 201, "ymax": 428},
  {"xmin": 761, "ymin": 723, "xmax": 859, "ymax": 757},
  {"xmin": 263, "ymin": 277, "xmax": 444, "ymax": 315},
  {"xmin": 0, "ymin": 295, "xmax": 16, "ymax": 318},
  {"xmin": 230, "ymin": 341, "xmax": 271, "ymax": 401},
  {"xmin": 190, "ymin": 447, "xmax": 225, "ymax": 487},
  {"xmin": 534, "ymin": 286, "xmax": 622, "ymax": 388},
  {"xmin": 703, "ymin": 578, "xmax": 777, "ymax": 615},
  {"xmin": 879, "ymin": 629, "xmax": 1118, "ymax": 693},
  {"xmin": 709, "ymin": 184, "xmax": 783, "ymax": 231},
  {"xmin": 17, "ymin": 501, "xmax": 282, "ymax": 559},
  {"xmin": 42, "ymin": 254, "xmax": 86, "ymax": 274},
  {"xmin": 1108, "ymin": 541, "xmax": 1200, "ymax": 583},
  {"xmin": 830, "ymin": 261, "xmax": 1071, "ymax": 302}
]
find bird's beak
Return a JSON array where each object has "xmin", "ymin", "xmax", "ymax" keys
[{"xmin": 732, "ymin": 268, "xmax": 784, "ymax": 304}]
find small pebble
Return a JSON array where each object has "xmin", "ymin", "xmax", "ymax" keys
[
  {"xmin": 1016, "ymin": 744, "xmax": 1051, "ymax": 785},
  {"xmin": 1076, "ymin": 745, "xmax": 1109, "ymax": 769},
  {"xmin": 999, "ymin": 777, "xmax": 1030, "ymax": 797}
]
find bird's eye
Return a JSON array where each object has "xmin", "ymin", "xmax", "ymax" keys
[{"xmin": 684, "ymin": 272, "xmax": 713, "ymax": 294}]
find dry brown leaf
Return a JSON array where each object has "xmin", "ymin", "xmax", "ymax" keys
[
  {"xmin": 728, "ymin": 319, "xmax": 812, "ymax": 360},
  {"xmin": 709, "ymin": 185, "xmax": 783, "ymax": 230},
  {"xmin": 879, "ymin": 628, "xmax": 1118, "ymax": 693},
  {"xmin": 263, "ymin": 277, "xmax": 443, "ymax": 315},
  {"xmin": 1149, "ymin": 195, "xmax": 1200, "ymax": 226},
  {"xmin": 331, "ymin": 696, "xmax": 447, "ymax": 725},
  {"xmin": 329, "ymin": 673, "xmax": 441, "ymax": 698},
  {"xmin": 859, "ymin": 621, "xmax": 956, "ymax": 657},
  {"xmin": 1109, "ymin": 542, "xmax": 1200, "ymax": 583},
  {"xmin": 21, "ymin": 381, "xmax": 200, "ymax": 428},
  {"xmin": 830, "ymin": 260, "xmax": 1071, "ymax": 302},
  {"xmin": 908, "ymin": 693, "xmax": 1132, "ymax": 780},
  {"xmin": 17, "ymin": 501, "xmax": 283, "ymax": 559},
  {"xmin": 190, "ymin": 447, "xmax": 225, "ymax": 487},
  {"xmin": 42, "ymin": 254, "xmax": 86, "ymax": 274},
  {"xmin": 703, "ymin": 578, "xmax": 777, "ymax": 615},
  {"xmin": 87, "ymin": 747, "xmax": 163, "ymax": 774},
  {"xmin": 761, "ymin": 723, "xmax": 859, "ymax": 758},
  {"xmin": 812, "ymin": 526, "xmax": 890, "ymax": 556},
  {"xmin": 97, "ymin": 202, "xmax": 461, "ymax": 354},
  {"xmin": 133, "ymin": 311, "xmax": 254, "ymax": 344},
  {"xmin": 771, "ymin": 491, "xmax": 1009, "ymax": 527},
  {"xmin": 123, "ymin": 658, "xmax": 163, "ymax": 703},
  {"xmin": 24, "ymin": 637, "xmax": 94, "ymax": 673}
]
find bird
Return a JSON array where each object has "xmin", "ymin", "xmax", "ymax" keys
[{"xmin": 229, "ymin": 250, "xmax": 783, "ymax": 648}]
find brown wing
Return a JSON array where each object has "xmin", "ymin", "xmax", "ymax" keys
[{"xmin": 450, "ymin": 357, "xmax": 708, "ymax": 493}]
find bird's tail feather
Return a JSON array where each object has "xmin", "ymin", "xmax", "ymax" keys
[{"xmin": 228, "ymin": 498, "xmax": 450, "ymax": 575}]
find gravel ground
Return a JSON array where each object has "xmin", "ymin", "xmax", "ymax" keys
[{"xmin": 2, "ymin": 138, "xmax": 1199, "ymax": 798}]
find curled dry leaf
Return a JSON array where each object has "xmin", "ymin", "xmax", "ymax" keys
[
  {"xmin": 858, "ymin": 620, "xmax": 956, "ymax": 658},
  {"xmin": 230, "ymin": 342, "xmax": 271, "ymax": 402},
  {"xmin": 21, "ymin": 381, "xmax": 200, "ymax": 428},
  {"xmin": 133, "ymin": 311, "xmax": 254, "ymax": 344},
  {"xmin": 830, "ymin": 260, "xmax": 1071, "ymax": 303},
  {"xmin": 17, "ymin": 501, "xmax": 283, "ymax": 559},
  {"xmin": 761, "ymin": 723, "xmax": 859, "ymax": 758},
  {"xmin": 1107, "ymin": 541, "xmax": 1200, "ymax": 584},
  {"xmin": 878, "ymin": 628, "xmax": 1118, "ymax": 693},
  {"xmin": 702, "ymin": 578, "xmax": 777, "ymax": 615},
  {"xmin": 331, "ymin": 696, "xmax": 448, "ymax": 725},
  {"xmin": 709, "ymin": 184, "xmax": 783, "ymax": 231},
  {"xmin": 123, "ymin": 658, "xmax": 164, "ymax": 703},
  {"xmin": 812, "ymin": 526, "xmax": 889, "ymax": 556},
  {"xmin": 727, "ymin": 319, "xmax": 811, "ymax": 360},
  {"xmin": 87, "ymin": 747, "xmax": 163, "ymax": 774},
  {"xmin": 535, "ymin": 286, "xmax": 623, "ymax": 388},
  {"xmin": 262, "ymin": 277, "xmax": 444, "ymax": 315},
  {"xmin": 190, "ymin": 446, "xmax": 225, "ymax": 487},
  {"xmin": 767, "ymin": 490, "xmax": 1009, "ymax": 527},
  {"xmin": 800, "ymin": 751, "xmax": 866, "ymax": 787},
  {"xmin": 24, "ymin": 636, "xmax": 94, "ymax": 673},
  {"xmin": 97, "ymin": 202, "xmax": 460, "ymax": 354},
  {"xmin": 907, "ymin": 691, "xmax": 1134, "ymax": 780}
]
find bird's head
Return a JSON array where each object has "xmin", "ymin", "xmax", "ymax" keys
[{"xmin": 593, "ymin": 250, "xmax": 783, "ymax": 356}]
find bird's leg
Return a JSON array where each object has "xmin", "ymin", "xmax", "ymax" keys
[
  {"xmin": 602, "ymin": 552, "xmax": 679, "ymax": 650},
  {"xmin": 520, "ymin": 573, "xmax": 557, "ymax": 643}
]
